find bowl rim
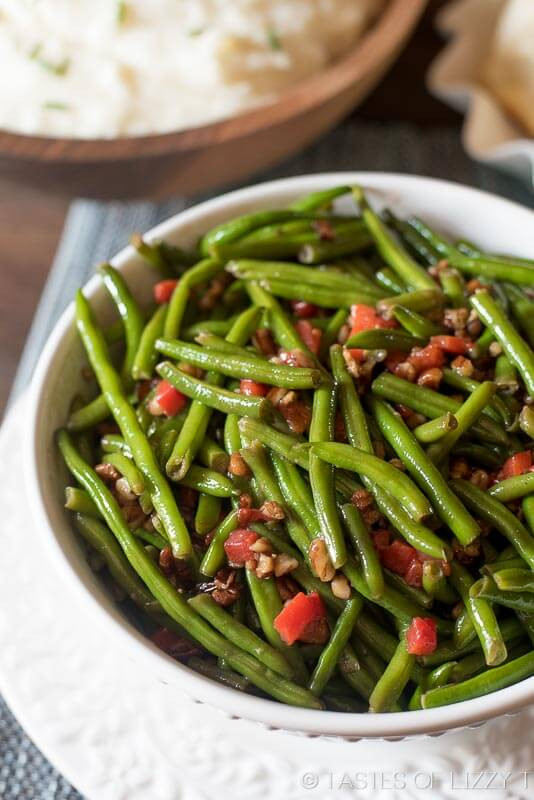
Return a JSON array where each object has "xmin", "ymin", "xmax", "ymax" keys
[
  {"xmin": 25, "ymin": 171, "xmax": 534, "ymax": 738},
  {"xmin": 0, "ymin": 0, "xmax": 426, "ymax": 163}
]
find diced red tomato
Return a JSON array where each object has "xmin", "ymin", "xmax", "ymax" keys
[
  {"xmin": 153, "ymin": 279, "xmax": 178, "ymax": 304},
  {"xmin": 290, "ymin": 300, "xmax": 318, "ymax": 319},
  {"xmin": 154, "ymin": 380, "xmax": 187, "ymax": 417},
  {"xmin": 240, "ymin": 379, "xmax": 268, "ymax": 397},
  {"xmin": 273, "ymin": 591, "xmax": 326, "ymax": 646},
  {"xmin": 408, "ymin": 344, "xmax": 445, "ymax": 372},
  {"xmin": 404, "ymin": 559, "xmax": 423, "ymax": 588},
  {"xmin": 430, "ymin": 335, "xmax": 470, "ymax": 355},
  {"xmin": 502, "ymin": 450, "xmax": 532, "ymax": 479},
  {"xmin": 224, "ymin": 529, "xmax": 259, "ymax": 565},
  {"xmin": 385, "ymin": 351, "xmax": 405, "ymax": 373},
  {"xmin": 372, "ymin": 529, "xmax": 391, "ymax": 551},
  {"xmin": 349, "ymin": 304, "xmax": 397, "ymax": 334},
  {"xmin": 346, "ymin": 347, "xmax": 365, "ymax": 362},
  {"xmin": 295, "ymin": 320, "xmax": 322, "ymax": 355},
  {"xmin": 379, "ymin": 539, "xmax": 416, "ymax": 576},
  {"xmin": 406, "ymin": 617, "xmax": 438, "ymax": 656}
]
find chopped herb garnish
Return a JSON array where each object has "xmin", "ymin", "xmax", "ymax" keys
[
  {"xmin": 266, "ymin": 28, "xmax": 282, "ymax": 51},
  {"xmin": 43, "ymin": 101, "xmax": 69, "ymax": 111},
  {"xmin": 30, "ymin": 44, "xmax": 70, "ymax": 76}
]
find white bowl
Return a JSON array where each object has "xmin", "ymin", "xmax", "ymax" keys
[{"xmin": 25, "ymin": 172, "xmax": 534, "ymax": 739}]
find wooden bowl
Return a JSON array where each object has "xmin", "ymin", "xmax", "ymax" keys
[{"xmin": 0, "ymin": 0, "xmax": 426, "ymax": 199}]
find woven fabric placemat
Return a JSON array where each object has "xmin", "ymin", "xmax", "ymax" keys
[{"xmin": 2, "ymin": 121, "xmax": 533, "ymax": 799}]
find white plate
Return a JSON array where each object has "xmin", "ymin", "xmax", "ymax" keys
[
  {"xmin": 428, "ymin": 0, "xmax": 534, "ymax": 188},
  {"xmin": 0, "ymin": 395, "xmax": 533, "ymax": 798}
]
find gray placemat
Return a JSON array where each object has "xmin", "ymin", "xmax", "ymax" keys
[{"xmin": 3, "ymin": 121, "xmax": 533, "ymax": 799}]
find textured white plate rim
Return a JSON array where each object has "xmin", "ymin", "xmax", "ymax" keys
[
  {"xmin": 24, "ymin": 171, "xmax": 534, "ymax": 739},
  {"xmin": 427, "ymin": 0, "xmax": 534, "ymax": 181}
]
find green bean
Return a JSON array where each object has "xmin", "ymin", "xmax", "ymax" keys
[
  {"xmin": 337, "ymin": 645, "xmax": 378, "ymax": 701},
  {"xmin": 309, "ymin": 598, "xmax": 362, "ymax": 695},
  {"xmin": 241, "ymin": 443, "xmax": 311, "ymax": 559},
  {"xmin": 245, "ymin": 571, "xmax": 309, "ymax": 684},
  {"xmin": 65, "ymin": 486, "xmax": 101, "ymax": 518},
  {"xmin": 450, "ymin": 562, "xmax": 506, "ymax": 667},
  {"xmin": 183, "ymin": 318, "xmax": 236, "ymax": 340},
  {"xmin": 68, "ymin": 393, "xmax": 110, "ymax": 432},
  {"xmin": 72, "ymin": 513, "xmax": 160, "ymax": 612},
  {"xmin": 409, "ymin": 661, "xmax": 456, "ymax": 710},
  {"xmin": 245, "ymin": 283, "xmax": 308, "ymax": 354},
  {"xmin": 368, "ymin": 636, "xmax": 414, "ymax": 713},
  {"xmin": 452, "ymin": 443, "xmax": 504, "ymax": 469},
  {"xmin": 439, "ymin": 268, "xmax": 466, "ymax": 308},
  {"xmin": 494, "ymin": 354, "xmax": 520, "ymax": 394},
  {"xmin": 320, "ymin": 308, "xmax": 348, "ymax": 360},
  {"xmin": 374, "ymin": 268, "xmax": 406, "ymax": 295},
  {"xmin": 271, "ymin": 454, "xmax": 319, "ymax": 540},
  {"xmin": 372, "ymin": 373, "xmax": 508, "ymax": 445},
  {"xmin": 323, "ymin": 694, "xmax": 367, "ymax": 712},
  {"xmin": 188, "ymin": 593, "xmax": 295, "ymax": 678},
  {"xmin": 441, "ymin": 367, "xmax": 514, "ymax": 428},
  {"xmin": 353, "ymin": 188, "xmax": 436, "ymax": 290},
  {"xmin": 133, "ymin": 527, "xmax": 167, "ymax": 550},
  {"xmin": 377, "ymin": 289, "xmax": 444, "ymax": 316},
  {"xmin": 238, "ymin": 418, "xmax": 309, "ymax": 468},
  {"xmin": 471, "ymin": 290, "xmax": 534, "ymax": 397},
  {"xmin": 100, "ymin": 433, "xmax": 132, "ymax": 456},
  {"xmin": 131, "ymin": 233, "xmax": 196, "ymax": 273},
  {"xmin": 165, "ymin": 305, "xmax": 262, "ymax": 481},
  {"xmin": 345, "ymin": 328, "xmax": 425, "ymax": 351},
  {"xmin": 290, "ymin": 186, "xmax": 351, "ymax": 212},
  {"xmin": 330, "ymin": 344, "xmax": 373, "ymax": 452},
  {"xmin": 422, "ymin": 561, "xmax": 457, "ymax": 604},
  {"xmin": 493, "ymin": 569, "xmax": 534, "ymax": 593},
  {"xmin": 298, "ymin": 227, "xmax": 373, "ymax": 264},
  {"xmin": 156, "ymin": 362, "xmax": 272, "ymax": 421},
  {"xmin": 308, "ymin": 382, "xmax": 347, "ymax": 569},
  {"xmin": 413, "ymin": 412, "xmax": 458, "ymax": 443},
  {"xmin": 310, "ymin": 442, "xmax": 433, "ymax": 524},
  {"xmin": 62, "ymin": 430, "xmax": 322, "ymax": 705},
  {"xmin": 392, "ymin": 306, "xmax": 443, "ymax": 338},
  {"xmin": 482, "ymin": 558, "xmax": 525, "ymax": 576},
  {"xmin": 74, "ymin": 292, "xmax": 192, "ymax": 558},
  {"xmin": 343, "ymin": 560, "xmax": 452, "ymax": 634},
  {"xmin": 452, "ymin": 479, "xmax": 534, "ymax": 570},
  {"xmin": 99, "ymin": 263, "xmax": 145, "ymax": 385},
  {"xmin": 200, "ymin": 210, "xmax": 312, "ymax": 255},
  {"xmin": 504, "ymin": 283, "xmax": 534, "ymax": 347},
  {"xmin": 164, "ymin": 258, "xmax": 222, "ymax": 339},
  {"xmin": 385, "ymin": 570, "xmax": 433, "ymax": 609},
  {"xmin": 427, "ymin": 381, "xmax": 496, "ymax": 465},
  {"xmin": 449, "ymin": 252, "xmax": 534, "ymax": 286},
  {"xmin": 451, "ymin": 638, "xmax": 530, "ymax": 684},
  {"xmin": 197, "ymin": 437, "xmax": 229, "ymax": 474},
  {"xmin": 155, "ymin": 338, "xmax": 321, "ymax": 389},
  {"xmin": 490, "ymin": 472, "xmax": 534, "ymax": 503},
  {"xmin": 179, "ymin": 465, "xmax": 238, "ymax": 498},
  {"xmin": 186, "ymin": 656, "xmax": 251, "ymax": 693},
  {"xmin": 419, "ymin": 617, "xmax": 522, "ymax": 668},
  {"xmin": 471, "ymin": 576, "xmax": 534, "ymax": 614},
  {"xmin": 422, "ymin": 651, "xmax": 534, "ymax": 708},
  {"xmin": 257, "ymin": 278, "xmax": 380, "ymax": 310},
  {"xmin": 341, "ymin": 504, "xmax": 384, "ymax": 599},
  {"xmin": 132, "ymin": 303, "xmax": 168, "ymax": 381},
  {"xmin": 102, "ymin": 452, "xmax": 145, "ymax": 495},
  {"xmin": 519, "ymin": 405, "xmax": 534, "ymax": 438},
  {"xmin": 227, "ymin": 259, "xmax": 384, "ymax": 298},
  {"xmin": 193, "ymin": 333, "xmax": 255, "ymax": 356},
  {"xmin": 200, "ymin": 509, "xmax": 239, "ymax": 576},
  {"xmin": 383, "ymin": 210, "xmax": 441, "ymax": 265},
  {"xmin": 371, "ymin": 397, "xmax": 480, "ymax": 545}
]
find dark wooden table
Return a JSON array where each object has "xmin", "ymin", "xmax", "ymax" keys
[{"xmin": 0, "ymin": 0, "xmax": 458, "ymax": 415}]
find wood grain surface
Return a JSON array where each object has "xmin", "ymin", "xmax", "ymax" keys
[{"xmin": 0, "ymin": 0, "xmax": 457, "ymax": 414}]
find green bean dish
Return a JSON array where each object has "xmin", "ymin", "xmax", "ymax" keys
[{"xmin": 58, "ymin": 185, "xmax": 534, "ymax": 712}]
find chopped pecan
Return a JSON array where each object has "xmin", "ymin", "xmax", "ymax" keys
[
  {"xmin": 228, "ymin": 452, "xmax": 251, "ymax": 477},
  {"xmin": 417, "ymin": 367, "xmax": 443, "ymax": 390},
  {"xmin": 253, "ymin": 327, "xmax": 277, "ymax": 356},
  {"xmin": 276, "ymin": 575, "xmax": 300, "ymax": 602},
  {"xmin": 273, "ymin": 553, "xmax": 299, "ymax": 577},
  {"xmin": 211, "ymin": 567, "xmax": 241, "ymax": 607},
  {"xmin": 312, "ymin": 219, "xmax": 336, "ymax": 241},
  {"xmin": 298, "ymin": 616, "xmax": 330, "ymax": 645},
  {"xmin": 331, "ymin": 574, "xmax": 351, "ymax": 600},
  {"xmin": 254, "ymin": 553, "xmax": 275, "ymax": 579},
  {"xmin": 309, "ymin": 538, "xmax": 335, "ymax": 582},
  {"xmin": 95, "ymin": 462, "xmax": 121, "ymax": 483}
]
